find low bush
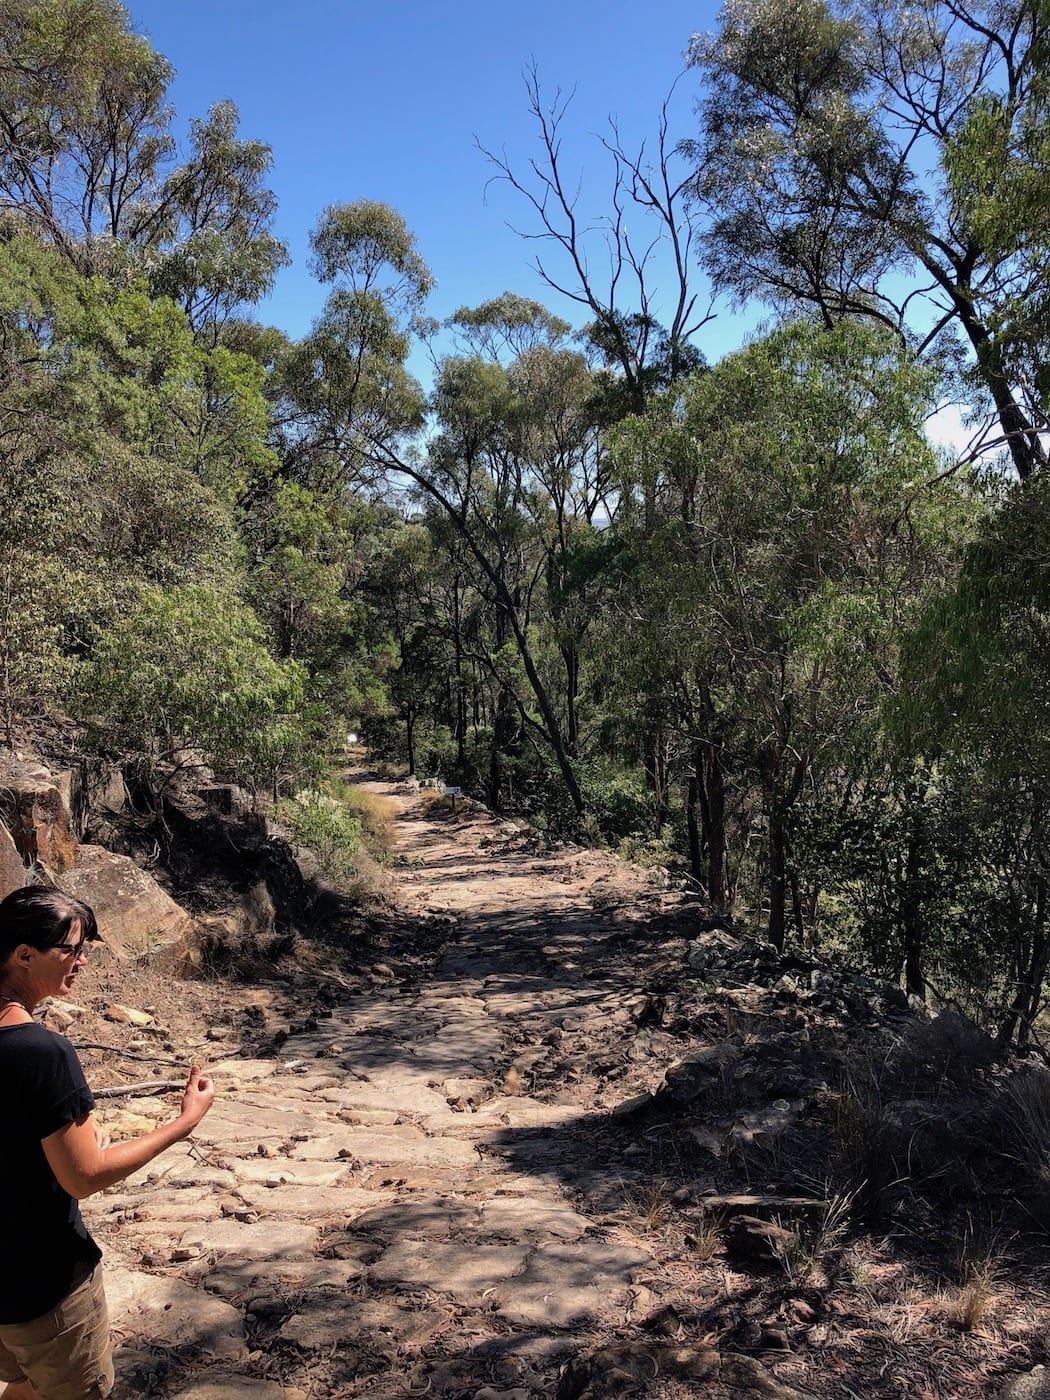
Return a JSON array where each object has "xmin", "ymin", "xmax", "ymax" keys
[{"xmin": 288, "ymin": 792, "xmax": 362, "ymax": 884}]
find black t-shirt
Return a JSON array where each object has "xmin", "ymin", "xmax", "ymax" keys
[{"xmin": 0, "ymin": 1023, "xmax": 102, "ymax": 1324}]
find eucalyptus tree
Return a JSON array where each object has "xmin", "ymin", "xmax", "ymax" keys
[
  {"xmin": 0, "ymin": 232, "xmax": 288, "ymax": 767},
  {"xmin": 610, "ymin": 321, "xmax": 969, "ymax": 950},
  {"xmin": 422, "ymin": 352, "xmax": 576, "ymax": 812},
  {"xmin": 0, "ymin": 0, "xmax": 287, "ymax": 329},
  {"xmin": 899, "ymin": 469, "xmax": 1050, "ymax": 1039},
  {"xmin": 275, "ymin": 199, "xmax": 429, "ymax": 487},
  {"xmin": 686, "ymin": 0, "xmax": 1050, "ymax": 479},
  {"xmin": 480, "ymin": 67, "xmax": 712, "ymax": 417}
]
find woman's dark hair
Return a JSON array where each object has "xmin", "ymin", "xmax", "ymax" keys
[{"xmin": 0, "ymin": 885, "xmax": 97, "ymax": 961}]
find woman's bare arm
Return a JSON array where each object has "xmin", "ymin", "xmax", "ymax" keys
[{"xmin": 42, "ymin": 1065, "xmax": 215, "ymax": 1200}]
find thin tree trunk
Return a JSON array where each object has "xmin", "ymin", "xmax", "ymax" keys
[
  {"xmin": 704, "ymin": 745, "xmax": 730, "ymax": 912},
  {"xmin": 767, "ymin": 806, "xmax": 787, "ymax": 953},
  {"xmin": 686, "ymin": 771, "xmax": 704, "ymax": 883},
  {"xmin": 998, "ymin": 880, "xmax": 1048, "ymax": 1047},
  {"xmin": 453, "ymin": 580, "xmax": 466, "ymax": 770},
  {"xmin": 644, "ymin": 727, "xmax": 665, "ymax": 837},
  {"xmin": 405, "ymin": 710, "xmax": 416, "ymax": 778},
  {"xmin": 562, "ymin": 643, "xmax": 579, "ymax": 758}
]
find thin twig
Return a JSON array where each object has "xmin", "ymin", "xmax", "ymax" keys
[{"xmin": 93, "ymin": 1080, "xmax": 185, "ymax": 1099}]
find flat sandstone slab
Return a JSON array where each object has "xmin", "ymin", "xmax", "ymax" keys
[
  {"xmin": 369, "ymin": 1240, "xmax": 530, "ymax": 1298},
  {"xmin": 105, "ymin": 1271, "xmax": 245, "ymax": 1361}
]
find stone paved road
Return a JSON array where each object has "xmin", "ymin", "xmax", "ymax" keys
[{"xmin": 85, "ymin": 782, "xmax": 804, "ymax": 1399}]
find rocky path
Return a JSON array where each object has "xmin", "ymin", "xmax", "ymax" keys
[{"xmin": 83, "ymin": 778, "xmax": 809, "ymax": 1400}]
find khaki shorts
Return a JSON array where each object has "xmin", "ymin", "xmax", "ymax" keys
[{"xmin": 0, "ymin": 1264, "xmax": 113, "ymax": 1399}]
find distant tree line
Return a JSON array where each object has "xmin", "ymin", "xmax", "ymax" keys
[{"xmin": 2, "ymin": 0, "xmax": 1048, "ymax": 1046}]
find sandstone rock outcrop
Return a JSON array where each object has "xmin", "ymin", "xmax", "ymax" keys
[
  {"xmin": 0, "ymin": 752, "xmax": 78, "ymax": 872},
  {"xmin": 0, "ymin": 819, "xmax": 28, "ymax": 900},
  {"xmin": 57, "ymin": 844, "xmax": 193, "ymax": 959}
]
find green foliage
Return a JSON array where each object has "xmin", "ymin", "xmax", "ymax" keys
[
  {"xmin": 606, "ymin": 319, "xmax": 969, "ymax": 943},
  {"xmin": 73, "ymin": 582, "xmax": 308, "ymax": 788},
  {"xmin": 688, "ymin": 0, "xmax": 1050, "ymax": 478},
  {"xmin": 577, "ymin": 765, "xmax": 655, "ymax": 844},
  {"xmin": 309, "ymin": 199, "xmax": 433, "ymax": 308},
  {"xmin": 287, "ymin": 792, "xmax": 363, "ymax": 884}
]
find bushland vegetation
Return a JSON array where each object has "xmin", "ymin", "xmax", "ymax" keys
[{"xmin": 3, "ymin": 0, "xmax": 1049, "ymax": 1047}]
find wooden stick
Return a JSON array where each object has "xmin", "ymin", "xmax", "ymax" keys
[{"xmin": 93, "ymin": 1080, "xmax": 185, "ymax": 1099}]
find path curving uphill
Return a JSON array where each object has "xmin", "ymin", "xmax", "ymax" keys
[{"xmin": 87, "ymin": 777, "xmax": 809, "ymax": 1400}]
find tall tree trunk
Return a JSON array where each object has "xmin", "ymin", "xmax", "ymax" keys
[
  {"xmin": 762, "ymin": 741, "xmax": 809, "ymax": 953},
  {"xmin": 789, "ymin": 861, "xmax": 805, "ymax": 946},
  {"xmin": 700, "ymin": 742, "xmax": 731, "ymax": 913},
  {"xmin": 561, "ymin": 643, "xmax": 580, "ymax": 758},
  {"xmin": 405, "ymin": 709, "xmax": 416, "ymax": 778},
  {"xmin": 767, "ymin": 805, "xmax": 787, "ymax": 953},
  {"xmin": 487, "ymin": 688, "xmax": 515, "ymax": 811},
  {"xmin": 453, "ymin": 579, "xmax": 466, "ymax": 769},
  {"xmin": 955, "ymin": 296, "xmax": 1046, "ymax": 480},
  {"xmin": 644, "ymin": 726, "xmax": 665, "ymax": 837},
  {"xmin": 901, "ymin": 825, "xmax": 925, "ymax": 1000},
  {"xmin": 899, "ymin": 777, "xmax": 928, "ymax": 1000},
  {"xmin": 686, "ymin": 771, "xmax": 704, "ymax": 884},
  {"xmin": 998, "ymin": 879, "xmax": 1048, "ymax": 1047},
  {"xmin": 695, "ymin": 682, "xmax": 731, "ymax": 912}
]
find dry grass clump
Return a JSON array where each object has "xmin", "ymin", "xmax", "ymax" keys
[
  {"xmin": 624, "ymin": 1178, "xmax": 674, "ymax": 1231},
  {"xmin": 988, "ymin": 1067, "xmax": 1050, "ymax": 1225},
  {"xmin": 941, "ymin": 1219, "xmax": 1009, "ymax": 1331},
  {"xmin": 341, "ymin": 848, "xmax": 390, "ymax": 903},
  {"xmin": 999, "ymin": 1068, "xmax": 1050, "ymax": 1178},
  {"xmin": 825, "ymin": 1066, "xmax": 904, "ymax": 1214},
  {"xmin": 330, "ymin": 780, "xmax": 397, "ymax": 857},
  {"xmin": 774, "ymin": 1187, "xmax": 856, "ymax": 1283},
  {"xmin": 689, "ymin": 1214, "xmax": 722, "ymax": 1261},
  {"xmin": 945, "ymin": 1262, "xmax": 999, "ymax": 1332}
]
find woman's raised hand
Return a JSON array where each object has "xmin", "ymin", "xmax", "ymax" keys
[{"xmin": 180, "ymin": 1064, "xmax": 216, "ymax": 1127}]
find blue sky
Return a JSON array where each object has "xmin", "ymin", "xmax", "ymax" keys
[
  {"xmin": 128, "ymin": 1, "xmax": 758, "ymax": 366},
  {"xmin": 125, "ymin": 1, "xmax": 969, "ymax": 450}
]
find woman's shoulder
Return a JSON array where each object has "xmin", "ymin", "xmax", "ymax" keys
[{"xmin": 0, "ymin": 1021, "xmax": 79, "ymax": 1061}]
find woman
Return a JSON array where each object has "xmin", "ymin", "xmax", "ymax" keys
[{"xmin": 0, "ymin": 885, "xmax": 215, "ymax": 1400}]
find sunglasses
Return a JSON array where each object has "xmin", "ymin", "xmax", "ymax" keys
[{"xmin": 45, "ymin": 937, "xmax": 87, "ymax": 958}]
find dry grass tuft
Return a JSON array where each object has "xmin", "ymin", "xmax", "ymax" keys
[
  {"xmin": 946, "ymin": 1271, "xmax": 998, "ymax": 1332},
  {"xmin": 631, "ymin": 1179, "xmax": 674, "ymax": 1231},
  {"xmin": 942, "ymin": 1217, "xmax": 1009, "ymax": 1331},
  {"xmin": 1000, "ymin": 1069, "xmax": 1050, "ymax": 1179},
  {"xmin": 331, "ymin": 780, "xmax": 398, "ymax": 856},
  {"xmin": 689, "ymin": 1213, "xmax": 722, "ymax": 1261},
  {"xmin": 774, "ymin": 1187, "xmax": 856, "ymax": 1282},
  {"xmin": 341, "ymin": 848, "xmax": 390, "ymax": 903},
  {"xmin": 825, "ymin": 1065, "xmax": 904, "ymax": 1212}
]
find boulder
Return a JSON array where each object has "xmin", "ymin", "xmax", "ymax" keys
[
  {"xmin": 0, "ymin": 819, "xmax": 28, "ymax": 900},
  {"xmin": 57, "ymin": 844, "xmax": 193, "ymax": 959},
  {"xmin": 658, "ymin": 1044, "xmax": 743, "ymax": 1106},
  {"xmin": 999, "ymin": 1367, "xmax": 1050, "ymax": 1399},
  {"xmin": 200, "ymin": 783, "xmax": 251, "ymax": 817},
  {"xmin": 89, "ymin": 765, "xmax": 127, "ymax": 816},
  {"xmin": 0, "ymin": 753, "xmax": 77, "ymax": 872},
  {"xmin": 724, "ymin": 1214, "xmax": 797, "ymax": 1265}
]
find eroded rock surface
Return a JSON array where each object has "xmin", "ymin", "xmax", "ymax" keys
[{"xmin": 79, "ymin": 780, "xmax": 848, "ymax": 1397}]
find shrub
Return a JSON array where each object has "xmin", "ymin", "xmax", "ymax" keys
[{"xmin": 288, "ymin": 792, "xmax": 362, "ymax": 884}]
